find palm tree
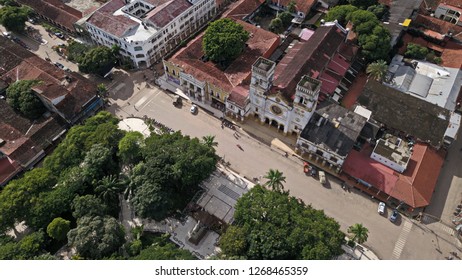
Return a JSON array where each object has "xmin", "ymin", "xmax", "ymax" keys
[
  {"xmin": 95, "ymin": 174, "xmax": 124, "ymax": 204},
  {"xmin": 263, "ymin": 169, "xmax": 286, "ymax": 192},
  {"xmin": 366, "ymin": 60, "xmax": 388, "ymax": 82},
  {"xmin": 347, "ymin": 223, "xmax": 369, "ymax": 245},
  {"xmin": 202, "ymin": 135, "xmax": 218, "ymax": 148}
]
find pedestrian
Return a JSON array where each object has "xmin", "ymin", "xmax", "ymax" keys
[{"xmin": 221, "ymin": 124, "xmax": 224, "ymax": 129}]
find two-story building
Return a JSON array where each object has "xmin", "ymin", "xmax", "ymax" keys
[
  {"xmin": 85, "ymin": 0, "xmax": 217, "ymax": 68},
  {"xmin": 296, "ymin": 103, "xmax": 366, "ymax": 172}
]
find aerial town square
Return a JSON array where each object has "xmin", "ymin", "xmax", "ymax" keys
[{"xmin": 1, "ymin": 0, "xmax": 462, "ymax": 262}]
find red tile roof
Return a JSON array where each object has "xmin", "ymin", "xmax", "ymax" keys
[
  {"xmin": 17, "ymin": 0, "xmax": 82, "ymax": 31},
  {"xmin": 0, "ymin": 157, "xmax": 21, "ymax": 186},
  {"xmin": 0, "ymin": 37, "xmax": 98, "ymax": 123},
  {"xmin": 147, "ymin": 0, "xmax": 192, "ymax": 28},
  {"xmin": 224, "ymin": 0, "xmax": 265, "ymax": 20},
  {"xmin": 169, "ymin": 19, "xmax": 280, "ymax": 98},
  {"xmin": 272, "ymin": 23, "xmax": 348, "ymax": 100},
  {"xmin": 278, "ymin": 0, "xmax": 316, "ymax": 13},
  {"xmin": 413, "ymin": 14, "xmax": 462, "ymax": 42},
  {"xmin": 87, "ymin": 0, "xmax": 138, "ymax": 37},
  {"xmin": 343, "ymin": 143, "xmax": 444, "ymax": 208}
]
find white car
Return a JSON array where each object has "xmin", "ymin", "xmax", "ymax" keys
[
  {"xmin": 2, "ymin": 31, "xmax": 11, "ymax": 39},
  {"xmin": 190, "ymin": 104, "xmax": 198, "ymax": 114},
  {"xmin": 378, "ymin": 202, "xmax": 386, "ymax": 215}
]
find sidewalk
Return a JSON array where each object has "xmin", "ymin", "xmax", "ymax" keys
[
  {"xmin": 158, "ymin": 74, "xmax": 224, "ymax": 118},
  {"xmin": 341, "ymin": 243, "xmax": 380, "ymax": 260}
]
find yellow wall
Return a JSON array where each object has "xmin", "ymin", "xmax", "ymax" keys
[
  {"xmin": 163, "ymin": 60, "xmax": 182, "ymax": 78},
  {"xmin": 207, "ymin": 82, "xmax": 229, "ymax": 102}
]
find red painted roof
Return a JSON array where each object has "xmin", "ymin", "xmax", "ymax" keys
[
  {"xmin": 0, "ymin": 157, "xmax": 21, "ymax": 186},
  {"xmin": 228, "ymin": 84, "xmax": 250, "ymax": 107},
  {"xmin": 414, "ymin": 14, "xmax": 462, "ymax": 42},
  {"xmin": 169, "ymin": 19, "xmax": 280, "ymax": 96},
  {"xmin": 87, "ymin": 0, "xmax": 139, "ymax": 37},
  {"xmin": 343, "ymin": 143, "xmax": 444, "ymax": 208},
  {"xmin": 224, "ymin": 0, "xmax": 265, "ymax": 20},
  {"xmin": 272, "ymin": 23, "xmax": 347, "ymax": 101},
  {"xmin": 17, "ymin": 0, "xmax": 82, "ymax": 31},
  {"xmin": 278, "ymin": 0, "xmax": 316, "ymax": 13},
  {"xmin": 147, "ymin": 0, "xmax": 192, "ymax": 28}
]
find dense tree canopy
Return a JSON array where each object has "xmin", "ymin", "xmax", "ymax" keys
[
  {"xmin": 44, "ymin": 111, "xmax": 122, "ymax": 173},
  {"xmin": 324, "ymin": 5, "xmax": 358, "ymax": 26},
  {"xmin": 367, "ymin": 4, "xmax": 388, "ymax": 20},
  {"xmin": 347, "ymin": 0, "xmax": 378, "ymax": 9},
  {"xmin": 219, "ymin": 186, "xmax": 345, "ymax": 260},
  {"xmin": 0, "ymin": 6, "xmax": 31, "ymax": 33},
  {"xmin": 130, "ymin": 132, "xmax": 218, "ymax": 220},
  {"xmin": 203, "ymin": 18, "xmax": 249, "ymax": 64},
  {"xmin": 67, "ymin": 215, "xmax": 125, "ymax": 259},
  {"xmin": 358, "ymin": 24, "xmax": 391, "ymax": 62},
  {"xmin": 404, "ymin": 43, "xmax": 429, "ymax": 60},
  {"xmin": 72, "ymin": 195, "xmax": 107, "ymax": 219},
  {"xmin": 67, "ymin": 40, "xmax": 92, "ymax": 63},
  {"xmin": 118, "ymin": 131, "xmax": 144, "ymax": 166},
  {"xmin": 46, "ymin": 218, "xmax": 71, "ymax": 241},
  {"xmin": 6, "ymin": 80, "xmax": 46, "ymax": 119},
  {"xmin": 132, "ymin": 235, "xmax": 195, "ymax": 260},
  {"xmin": 0, "ymin": 168, "xmax": 56, "ymax": 233},
  {"xmin": 0, "ymin": 231, "xmax": 46, "ymax": 260},
  {"xmin": 78, "ymin": 46, "xmax": 118, "ymax": 76}
]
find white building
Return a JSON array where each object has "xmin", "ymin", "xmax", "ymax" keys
[
  {"xmin": 370, "ymin": 136, "xmax": 412, "ymax": 173},
  {"xmin": 85, "ymin": 0, "xmax": 216, "ymax": 68},
  {"xmin": 435, "ymin": 3, "xmax": 462, "ymax": 26},
  {"xmin": 249, "ymin": 57, "xmax": 320, "ymax": 135},
  {"xmin": 296, "ymin": 103, "xmax": 367, "ymax": 172}
]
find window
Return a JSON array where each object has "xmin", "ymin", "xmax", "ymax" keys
[{"xmin": 134, "ymin": 46, "xmax": 143, "ymax": 51}]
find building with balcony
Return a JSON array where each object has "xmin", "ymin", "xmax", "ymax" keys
[
  {"xmin": 435, "ymin": 1, "xmax": 462, "ymax": 26},
  {"xmin": 296, "ymin": 103, "xmax": 366, "ymax": 172},
  {"xmin": 84, "ymin": 0, "xmax": 217, "ymax": 68}
]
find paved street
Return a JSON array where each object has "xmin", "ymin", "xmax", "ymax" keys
[
  {"xmin": 106, "ymin": 76, "xmax": 462, "ymax": 259},
  {"xmin": 4, "ymin": 18, "xmax": 461, "ymax": 259}
]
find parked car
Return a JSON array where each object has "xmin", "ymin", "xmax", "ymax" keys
[
  {"xmin": 378, "ymin": 202, "xmax": 386, "ymax": 215},
  {"xmin": 54, "ymin": 62, "xmax": 65, "ymax": 69},
  {"xmin": 190, "ymin": 104, "xmax": 198, "ymax": 114},
  {"xmin": 318, "ymin": 170, "xmax": 326, "ymax": 185},
  {"xmin": 54, "ymin": 32, "xmax": 65, "ymax": 39},
  {"xmin": 389, "ymin": 210, "xmax": 399, "ymax": 223},
  {"xmin": 2, "ymin": 31, "xmax": 11, "ymax": 39}
]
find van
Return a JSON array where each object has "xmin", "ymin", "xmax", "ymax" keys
[{"xmin": 318, "ymin": 170, "xmax": 326, "ymax": 185}]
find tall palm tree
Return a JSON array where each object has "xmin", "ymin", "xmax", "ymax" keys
[
  {"xmin": 95, "ymin": 174, "xmax": 124, "ymax": 204},
  {"xmin": 366, "ymin": 60, "xmax": 388, "ymax": 82},
  {"xmin": 263, "ymin": 169, "xmax": 286, "ymax": 192},
  {"xmin": 202, "ymin": 135, "xmax": 218, "ymax": 148},
  {"xmin": 347, "ymin": 223, "xmax": 369, "ymax": 245}
]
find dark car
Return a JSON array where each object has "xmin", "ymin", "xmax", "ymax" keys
[
  {"xmin": 54, "ymin": 32, "xmax": 65, "ymax": 39},
  {"xmin": 389, "ymin": 210, "xmax": 399, "ymax": 223},
  {"xmin": 54, "ymin": 62, "xmax": 65, "ymax": 69}
]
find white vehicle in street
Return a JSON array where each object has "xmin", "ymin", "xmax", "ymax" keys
[{"xmin": 378, "ymin": 202, "xmax": 386, "ymax": 215}]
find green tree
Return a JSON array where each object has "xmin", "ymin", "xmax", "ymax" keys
[
  {"xmin": 325, "ymin": 5, "xmax": 358, "ymax": 26},
  {"xmin": 367, "ymin": 4, "xmax": 388, "ymax": 20},
  {"xmin": 67, "ymin": 215, "xmax": 125, "ymax": 259},
  {"xmin": 46, "ymin": 217, "xmax": 71, "ymax": 241},
  {"xmin": 287, "ymin": 0, "xmax": 297, "ymax": 14},
  {"xmin": 218, "ymin": 225, "xmax": 247, "ymax": 257},
  {"xmin": 366, "ymin": 60, "xmax": 388, "ymax": 82},
  {"xmin": 347, "ymin": 0, "xmax": 378, "ymax": 9},
  {"xmin": 0, "ymin": 168, "xmax": 56, "ymax": 233},
  {"xmin": 404, "ymin": 43, "xmax": 429, "ymax": 60},
  {"xmin": 263, "ymin": 169, "xmax": 286, "ymax": 192},
  {"xmin": 81, "ymin": 144, "xmax": 117, "ymax": 183},
  {"xmin": 0, "ymin": 6, "xmax": 31, "ymax": 33},
  {"xmin": 347, "ymin": 9, "xmax": 379, "ymax": 31},
  {"xmin": 72, "ymin": 195, "xmax": 106, "ymax": 219},
  {"xmin": 95, "ymin": 175, "xmax": 124, "ymax": 205},
  {"xmin": 279, "ymin": 11, "xmax": 293, "ymax": 27},
  {"xmin": 203, "ymin": 18, "xmax": 250, "ymax": 64},
  {"xmin": 220, "ymin": 186, "xmax": 345, "ymax": 259},
  {"xmin": 201, "ymin": 135, "xmax": 218, "ymax": 148},
  {"xmin": 118, "ymin": 131, "xmax": 144, "ymax": 166},
  {"xmin": 131, "ymin": 181, "xmax": 171, "ymax": 221},
  {"xmin": 132, "ymin": 234, "xmax": 195, "ymax": 260},
  {"xmin": 269, "ymin": 17, "xmax": 283, "ymax": 34},
  {"xmin": 358, "ymin": 25, "xmax": 391, "ymax": 62},
  {"xmin": 347, "ymin": 223, "xmax": 369, "ymax": 244},
  {"xmin": 6, "ymin": 80, "xmax": 46, "ymax": 119},
  {"xmin": 78, "ymin": 46, "xmax": 117, "ymax": 76},
  {"xmin": 67, "ymin": 40, "xmax": 91, "ymax": 62}
]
